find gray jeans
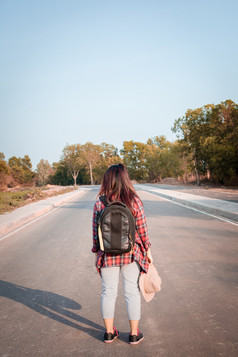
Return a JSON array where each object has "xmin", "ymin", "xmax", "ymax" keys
[{"xmin": 101, "ymin": 261, "xmax": 141, "ymax": 320}]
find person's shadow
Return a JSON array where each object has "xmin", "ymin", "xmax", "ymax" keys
[{"xmin": 0, "ymin": 280, "xmax": 104, "ymax": 340}]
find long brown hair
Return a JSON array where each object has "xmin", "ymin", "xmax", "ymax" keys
[{"xmin": 99, "ymin": 164, "xmax": 138, "ymax": 212}]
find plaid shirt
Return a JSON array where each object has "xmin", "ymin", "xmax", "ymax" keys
[{"xmin": 92, "ymin": 196, "xmax": 151, "ymax": 274}]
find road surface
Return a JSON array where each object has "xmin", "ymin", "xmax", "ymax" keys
[{"xmin": 0, "ymin": 188, "xmax": 238, "ymax": 357}]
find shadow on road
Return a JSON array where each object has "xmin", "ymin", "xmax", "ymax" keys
[{"xmin": 0, "ymin": 280, "xmax": 104, "ymax": 340}]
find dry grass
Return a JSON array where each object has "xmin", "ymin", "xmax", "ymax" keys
[{"xmin": 0, "ymin": 186, "xmax": 75, "ymax": 214}]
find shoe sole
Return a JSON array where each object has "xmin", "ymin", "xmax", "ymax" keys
[
  {"xmin": 129, "ymin": 336, "xmax": 144, "ymax": 345},
  {"xmin": 104, "ymin": 335, "xmax": 119, "ymax": 343}
]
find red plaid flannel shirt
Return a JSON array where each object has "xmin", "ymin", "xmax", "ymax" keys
[{"xmin": 92, "ymin": 196, "xmax": 151, "ymax": 274}]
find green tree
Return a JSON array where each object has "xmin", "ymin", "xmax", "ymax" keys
[
  {"xmin": 93, "ymin": 143, "xmax": 121, "ymax": 183},
  {"xmin": 59, "ymin": 142, "xmax": 120, "ymax": 186},
  {"xmin": 121, "ymin": 141, "xmax": 148, "ymax": 181},
  {"xmin": 0, "ymin": 153, "xmax": 11, "ymax": 189},
  {"xmin": 173, "ymin": 105, "xmax": 215, "ymax": 184},
  {"xmin": 172, "ymin": 100, "xmax": 238, "ymax": 185},
  {"xmin": 36, "ymin": 159, "xmax": 52, "ymax": 186},
  {"xmin": 8, "ymin": 155, "xmax": 34, "ymax": 184},
  {"xmin": 49, "ymin": 160, "xmax": 90, "ymax": 186},
  {"xmin": 203, "ymin": 100, "xmax": 238, "ymax": 184},
  {"xmin": 0, "ymin": 153, "xmax": 10, "ymax": 175},
  {"xmin": 49, "ymin": 161, "xmax": 73, "ymax": 186},
  {"xmin": 80, "ymin": 142, "xmax": 102, "ymax": 185},
  {"xmin": 62, "ymin": 144, "xmax": 83, "ymax": 187},
  {"xmin": 49, "ymin": 161, "xmax": 72, "ymax": 186},
  {"xmin": 145, "ymin": 136, "xmax": 185, "ymax": 181},
  {"xmin": 100, "ymin": 142, "xmax": 118, "ymax": 159}
]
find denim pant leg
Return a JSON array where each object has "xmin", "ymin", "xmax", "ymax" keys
[
  {"xmin": 121, "ymin": 261, "xmax": 141, "ymax": 320},
  {"xmin": 101, "ymin": 266, "xmax": 120, "ymax": 319}
]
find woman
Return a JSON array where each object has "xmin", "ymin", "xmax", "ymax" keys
[{"xmin": 92, "ymin": 164, "xmax": 153, "ymax": 345}]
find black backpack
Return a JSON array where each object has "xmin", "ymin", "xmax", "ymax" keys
[{"xmin": 97, "ymin": 196, "xmax": 136, "ymax": 255}]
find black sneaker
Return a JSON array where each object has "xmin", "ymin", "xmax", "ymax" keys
[
  {"xmin": 129, "ymin": 329, "xmax": 144, "ymax": 345},
  {"xmin": 104, "ymin": 327, "xmax": 120, "ymax": 343}
]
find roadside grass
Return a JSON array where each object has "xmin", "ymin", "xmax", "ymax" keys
[{"xmin": 0, "ymin": 187, "xmax": 75, "ymax": 214}]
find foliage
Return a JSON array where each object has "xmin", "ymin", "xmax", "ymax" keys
[
  {"xmin": 121, "ymin": 137, "xmax": 185, "ymax": 182},
  {"xmin": 0, "ymin": 153, "xmax": 12, "ymax": 190},
  {"xmin": 49, "ymin": 160, "xmax": 90, "ymax": 185},
  {"xmin": 62, "ymin": 144, "xmax": 83, "ymax": 187},
  {"xmin": 57, "ymin": 142, "xmax": 121, "ymax": 186},
  {"xmin": 172, "ymin": 100, "xmax": 238, "ymax": 185},
  {"xmin": 0, "ymin": 153, "xmax": 10, "ymax": 176},
  {"xmin": 49, "ymin": 161, "xmax": 74, "ymax": 186},
  {"xmin": 36, "ymin": 159, "xmax": 53, "ymax": 186},
  {"xmin": 93, "ymin": 143, "xmax": 121, "ymax": 184},
  {"xmin": 8, "ymin": 155, "xmax": 34, "ymax": 184},
  {"xmin": 121, "ymin": 141, "xmax": 148, "ymax": 181},
  {"xmin": 80, "ymin": 142, "xmax": 102, "ymax": 185}
]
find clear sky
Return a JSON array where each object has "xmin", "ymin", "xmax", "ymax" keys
[{"xmin": 1, "ymin": 0, "xmax": 238, "ymax": 169}]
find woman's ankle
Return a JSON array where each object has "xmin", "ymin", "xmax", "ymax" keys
[
  {"xmin": 129, "ymin": 320, "xmax": 139, "ymax": 335},
  {"xmin": 130, "ymin": 329, "xmax": 138, "ymax": 335},
  {"xmin": 103, "ymin": 318, "xmax": 114, "ymax": 333}
]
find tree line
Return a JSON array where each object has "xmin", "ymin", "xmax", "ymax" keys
[
  {"xmin": 172, "ymin": 99, "xmax": 238, "ymax": 185},
  {"xmin": 0, "ymin": 99, "xmax": 237, "ymax": 190}
]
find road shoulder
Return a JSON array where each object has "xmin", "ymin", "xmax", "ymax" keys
[
  {"xmin": 0, "ymin": 188, "xmax": 87, "ymax": 238},
  {"xmin": 137, "ymin": 184, "xmax": 238, "ymax": 223}
]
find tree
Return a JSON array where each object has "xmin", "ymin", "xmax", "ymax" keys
[
  {"xmin": 145, "ymin": 136, "xmax": 185, "ymax": 181},
  {"xmin": 202, "ymin": 100, "xmax": 238, "ymax": 184},
  {"xmin": 49, "ymin": 161, "xmax": 73, "ymax": 186},
  {"xmin": 93, "ymin": 143, "xmax": 121, "ymax": 183},
  {"xmin": 60, "ymin": 142, "xmax": 120, "ymax": 186},
  {"xmin": 8, "ymin": 155, "xmax": 34, "ymax": 184},
  {"xmin": 0, "ymin": 153, "xmax": 12, "ymax": 189},
  {"xmin": 173, "ymin": 105, "xmax": 215, "ymax": 184},
  {"xmin": 0, "ymin": 153, "xmax": 9, "ymax": 175},
  {"xmin": 121, "ymin": 141, "xmax": 148, "ymax": 181},
  {"xmin": 80, "ymin": 142, "xmax": 102, "ymax": 185},
  {"xmin": 49, "ymin": 160, "xmax": 90, "ymax": 185},
  {"xmin": 172, "ymin": 100, "xmax": 238, "ymax": 185},
  {"xmin": 36, "ymin": 159, "xmax": 52, "ymax": 186},
  {"xmin": 62, "ymin": 144, "xmax": 83, "ymax": 187}
]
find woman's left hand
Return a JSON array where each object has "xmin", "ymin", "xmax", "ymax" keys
[
  {"xmin": 95, "ymin": 252, "xmax": 98, "ymax": 267},
  {"xmin": 146, "ymin": 248, "xmax": 153, "ymax": 264}
]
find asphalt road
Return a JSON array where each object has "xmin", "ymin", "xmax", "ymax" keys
[{"xmin": 0, "ymin": 188, "xmax": 238, "ymax": 357}]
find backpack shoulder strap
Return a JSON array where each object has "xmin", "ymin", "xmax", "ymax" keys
[{"xmin": 99, "ymin": 195, "xmax": 108, "ymax": 207}]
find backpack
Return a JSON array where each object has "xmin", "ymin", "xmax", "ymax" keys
[{"xmin": 97, "ymin": 196, "xmax": 136, "ymax": 255}]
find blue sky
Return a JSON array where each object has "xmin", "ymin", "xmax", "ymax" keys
[{"xmin": 1, "ymin": 0, "xmax": 238, "ymax": 169}]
